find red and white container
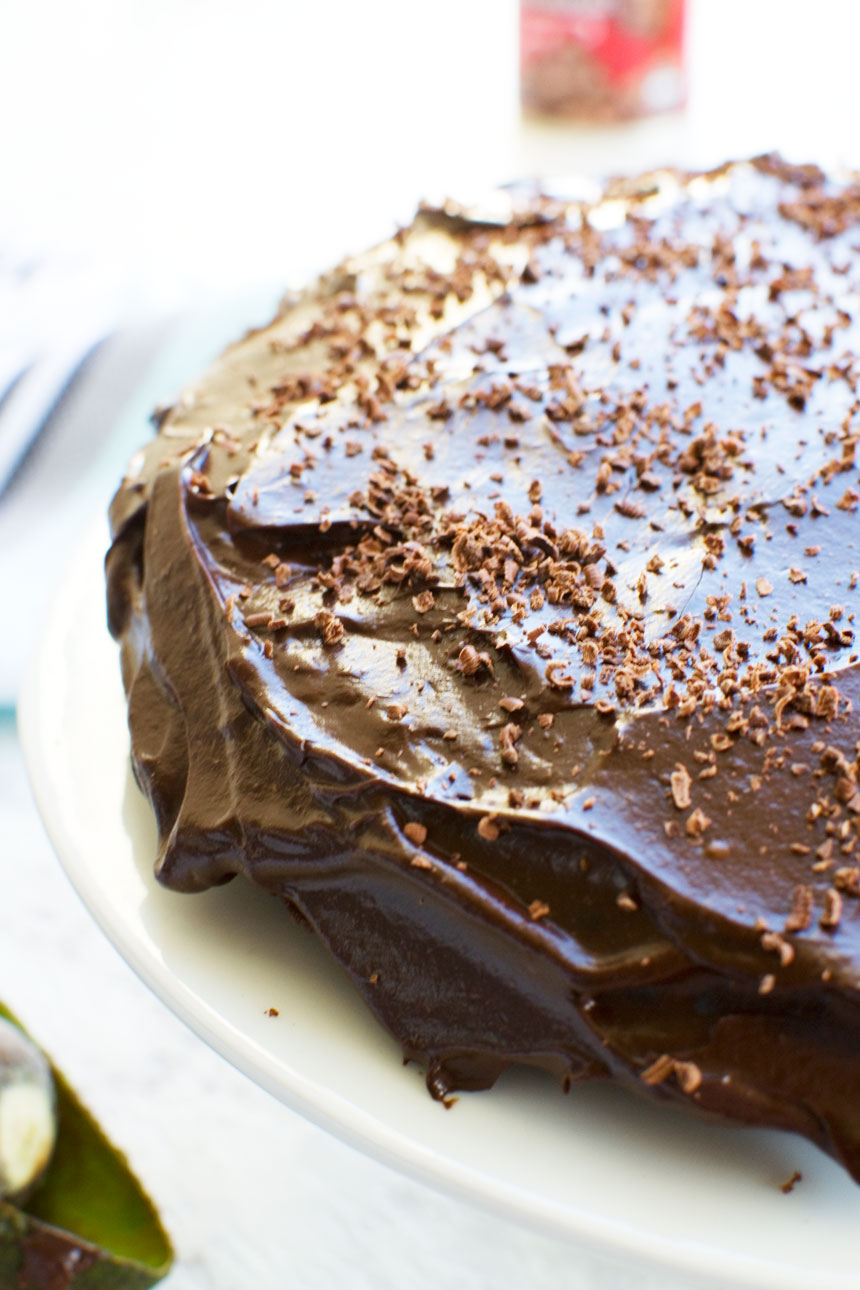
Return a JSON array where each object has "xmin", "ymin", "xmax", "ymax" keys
[{"xmin": 520, "ymin": 0, "xmax": 686, "ymax": 122}]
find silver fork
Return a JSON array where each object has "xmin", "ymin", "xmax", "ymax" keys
[
  {"xmin": 0, "ymin": 335, "xmax": 104, "ymax": 495},
  {"xmin": 0, "ymin": 250, "xmax": 109, "ymax": 497}
]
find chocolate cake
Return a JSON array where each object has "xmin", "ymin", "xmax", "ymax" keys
[{"xmin": 106, "ymin": 156, "xmax": 860, "ymax": 1180}]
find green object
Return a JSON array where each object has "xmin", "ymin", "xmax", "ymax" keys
[
  {"xmin": 0, "ymin": 1015, "xmax": 57, "ymax": 1202},
  {"xmin": 0, "ymin": 1004, "xmax": 173, "ymax": 1289}
]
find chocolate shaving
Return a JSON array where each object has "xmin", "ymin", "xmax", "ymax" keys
[
  {"xmin": 670, "ymin": 764, "xmax": 692, "ymax": 811},
  {"xmin": 784, "ymin": 884, "xmax": 814, "ymax": 933},
  {"xmin": 499, "ymin": 722, "xmax": 523, "ymax": 766},
  {"xmin": 819, "ymin": 887, "xmax": 843, "ymax": 930},
  {"xmin": 314, "ymin": 609, "xmax": 345, "ymax": 646},
  {"xmin": 412, "ymin": 590, "xmax": 436, "ymax": 614}
]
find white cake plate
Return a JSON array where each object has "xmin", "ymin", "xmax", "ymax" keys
[{"xmin": 19, "ymin": 518, "xmax": 860, "ymax": 1290}]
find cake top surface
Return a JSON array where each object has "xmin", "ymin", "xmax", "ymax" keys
[{"xmin": 110, "ymin": 154, "xmax": 860, "ymax": 991}]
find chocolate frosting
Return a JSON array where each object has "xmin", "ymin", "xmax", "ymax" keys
[{"xmin": 107, "ymin": 156, "xmax": 860, "ymax": 1179}]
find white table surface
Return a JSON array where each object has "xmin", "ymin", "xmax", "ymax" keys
[{"xmin": 4, "ymin": 1, "xmax": 860, "ymax": 1284}]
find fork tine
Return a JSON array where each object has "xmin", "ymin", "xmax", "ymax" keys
[
  {"xmin": 0, "ymin": 342, "xmax": 37, "ymax": 409},
  {"xmin": 0, "ymin": 333, "xmax": 101, "ymax": 496},
  {"xmin": 0, "ymin": 364, "xmax": 27, "ymax": 412}
]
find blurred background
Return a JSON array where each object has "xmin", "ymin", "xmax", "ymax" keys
[
  {"xmin": 3, "ymin": 0, "xmax": 860, "ymax": 312},
  {"xmin": 2, "ymin": 2, "xmax": 860, "ymax": 1286}
]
